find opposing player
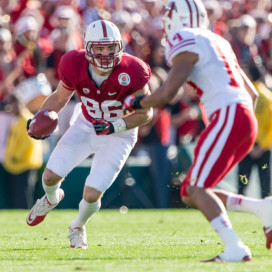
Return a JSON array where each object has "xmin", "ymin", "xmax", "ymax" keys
[
  {"xmin": 123, "ymin": 0, "xmax": 272, "ymax": 262},
  {"xmin": 26, "ymin": 20, "xmax": 152, "ymax": 249}
]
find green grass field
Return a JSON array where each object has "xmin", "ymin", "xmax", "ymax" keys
[{"xmin": 1, "ymin": 209, "xmax": 272, "ymax": 272}]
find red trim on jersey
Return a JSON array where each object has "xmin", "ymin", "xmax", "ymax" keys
[
  {"xmin": 187, "ymin": 81, "xmax": 203, "ymax": 98},
  {"xmin": 167, "ymin": 38, "xmax": 173, "ymax": 48},
  {"xmin": 101, "ymin": 20, "xmax": 107, "ymax": 37},
  {"xmin": 215, "ymin": 44, "xmax": 240, "ymax": 88},
  {"xmin": 168, "ymin": 38, "xmax": 195, "ymax": 54},
  {"xmin": 61, "ymin": 82, "xmax": 74, "ymax": 91},
  {"xmin": 168, "ymin": 39, "xmax": 195, "ymax": 60},
  {"xmin": 185, "ymin": 0, "xmax": 193, "ymax": 27},
  {"xmin": 198, "ymin": 102, "xmax": 208, "ymax": 126},
  {"xmin": 192, "ymin": 0, "xmax": 199, "ymax": 27},
  {"xmin": 167, "ymin": 1, "xmax": 176, "ymax": 19}
]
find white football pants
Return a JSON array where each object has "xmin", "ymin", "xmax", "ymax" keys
[{"xmin": 46, "ymin": 113, "xmax": 137, "ymax": 192}]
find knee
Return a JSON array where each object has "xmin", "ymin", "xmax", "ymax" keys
[
  {"xmin": 181, "ymin": 186, "xmax": 204, "ymax": 207},
  {"xmin": 181, "ymin": 185, "xmax": 194, "ymax": 206},
  {"xmin": 181, "ymin": 196, "xmax": 191, "ymax": 206},
  {"xmin": 188, "ymin": 186, "xmax": 207, "ymax": 201},
  {"xmin": 43, "ymin": 168, "xmax": 63, "ymax": 186},
  {"xmin": 83, "ymin": 186, "xmax": 103, "ymax": 203}
]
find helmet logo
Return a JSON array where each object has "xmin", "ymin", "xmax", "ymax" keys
[
  {"xmin": 162, "ymin": 0, "xmax": 209, "ymax": 37},
  {"xmin": 118, "ymin": 73, "xmax": 130, "ymax": 86},
  {"xmin": 167, "ymin": 1, "xmax": 177, "ymax": 19}
]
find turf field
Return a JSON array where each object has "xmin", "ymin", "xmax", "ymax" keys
[{"xmin": 1, "ymin": 209, "xmax": 271, "ymax": 272}]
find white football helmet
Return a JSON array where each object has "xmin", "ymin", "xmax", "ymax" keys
[
  {"xmin": 162, "ymin": 0, "xmax": 209, "ymax": 37},
  {"xmin": 84, "ymin": 20, "xmax": 123, "ymax": 72}
]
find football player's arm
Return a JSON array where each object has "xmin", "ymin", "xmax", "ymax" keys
[
  {"xmin": 92, "ymin": 85, "xmax": 153, "ymax": 135},
  {"xmin": 139, "ymin": 52, "xmax": 198, "ymax": 109},
  {"xmin": 123, "ymin": 84, "xmax": 153, "ymax": 129},
  {"xmin": 240, "ymin": 69, "xmax": 259, "ymax": 110},
  {"xmin": 39, "ymin": 81, "xmax": 75, "ymax": 113}
]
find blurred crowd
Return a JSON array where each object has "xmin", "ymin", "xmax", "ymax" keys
[{"xmin": 0, "ymin": 0, "xmax": 272, "ymax": 209}]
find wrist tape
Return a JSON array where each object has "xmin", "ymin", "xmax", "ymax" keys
[{"xmin": 112, "ymin": 119, "xmax": 127, "ymax": 133}]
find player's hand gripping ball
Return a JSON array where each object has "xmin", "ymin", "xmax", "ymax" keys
[{"xmin": 27, "ymin": 110, "xmax": 58, "ymax": 140}]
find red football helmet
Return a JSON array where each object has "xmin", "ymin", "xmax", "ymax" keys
[{"xmin": 84, "ymin": 20, "xmax": 123, "ymax": 72}]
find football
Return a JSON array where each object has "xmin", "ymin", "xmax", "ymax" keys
[{"xmin": 29, "ymin": 110, "xmax": 58, "ymax": 138}]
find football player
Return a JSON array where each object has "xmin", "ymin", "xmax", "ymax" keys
[
  {"xmin": 26, "ymin": 20, "xmax": 153, "ymax": 249},
  {"xmin": 123, "ymin": 0, "xmax": 272, "ymax": 262}
]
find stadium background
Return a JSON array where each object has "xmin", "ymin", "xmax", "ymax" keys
[{"xmin": 0, "ymin": 0, "xmax": 271, "ymax": 209}]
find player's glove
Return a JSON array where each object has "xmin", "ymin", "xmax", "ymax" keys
[
  {"xmin": 123, "ymin": 95, "xmax": 145, "ymax": 114},
  {"xmin": 92, "ymin": 119, "xmax": 115, "ymax": 135},
  {"xmin": 26, "ymin": 119, "xmax": 49, "ymax": 140}
]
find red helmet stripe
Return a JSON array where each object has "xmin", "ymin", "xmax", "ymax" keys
[
  {"xmin": 185, "ymin": 0, "xmax": 193, "ymax": 27},
  {"xmin": 168, "ymin": 2, "xmax": 176, "ymax": 19},
  {"xmin": 192, "ymin": 0, "xmax": 200, "ymax": 27},
  {"xmin": 101, "ymin": 20, "xmax": 107, "ymax": 37}
]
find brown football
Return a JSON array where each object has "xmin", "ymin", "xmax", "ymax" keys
[{"xmin": 29, "ymin": 110, "xmax": 58, "ymax": 138}]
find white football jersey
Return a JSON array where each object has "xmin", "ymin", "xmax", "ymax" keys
[{"xmin": 165, "ymin": 28, "xmax": 253, "ymax": 118}]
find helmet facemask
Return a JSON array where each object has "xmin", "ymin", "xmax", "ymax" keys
[
  {"xmin": 84, "ymin": 20, "xmax": 124, "ymax": 73},
  {"xmin": 85, "ymin": 41, "xmax": 123, "ymax": 73}
]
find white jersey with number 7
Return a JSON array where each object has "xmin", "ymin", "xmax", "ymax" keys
[{"xmin": 165, "ymin": 28, "xmax": 253, "ymax": 118}]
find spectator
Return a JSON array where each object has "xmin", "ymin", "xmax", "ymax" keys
[
  {"xmin": 259, "ymin": 30, "xmax": 272, "ymax": 73},
  {"xmin": 231, "ymin": 14, "xmax": 258, "ymax": 71},
  {"xmin": 45, "ymin": 28, "xmax": 69, "ymax": 89},
  {"xmin": 45, "ymin": 27, "xmax": 79, "ymax": 138},
  {"xmin": 13, "ymin": 16, "xmax": 52, "ymax": 114},
  {"xmin": 0, "ymin": 27, "xmax": 16, "ymax": 100},
  {"xmin": 1, "ymin": 0, "xmax": 28, "ymax": 25},
  {"xmin": 111, "ymin": 9, "xmax": 134, "ymax": 54},
  {"xmin": 78, "ymin": 0, "xmax": 102, "ymax": 27},
  {"xmin": 0, "ymin": 27, "xmax": 16, "ymax": 208},
  {"xmin": 230, "ymin": 0, "xmax": 246, "ymax": 19},
  {"xmin": 136, "ymin": 70, "xmax": 172, "ymax": 208},
  {"xmin": 245, "ymin": 0, "xmax": 271, "ymax": 13},
  {"xmin": 49, "ymin": 5, "xmax": 83, "ymax": 49},
  {"xmin": 14, "ymin": 16, "xmax": 41, "ymax": 79},
  {"xmin": 40, "ymin": 0, "xmax": 58, "ymax": 37},
  {"xmin": 2, "ymin": 94, "xmax": 43, "ymax": 208},
  {"xmin": 171, "ymin": 83, "xmax": 204, "ymax": 175},
  {"xmin": 170, "ymin": 83, "xmax": 204, "ymax": 207},
  {"xmin": 238, "ymin": 65, "xmax": 272, "ymax": 198},
  {"xmin": 250, "ymin": 9, "xmax": 270, "ymax": 45},
  {"xmin": 0, "ymin": 99, "xmax": 14, "ymax": 208}
]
